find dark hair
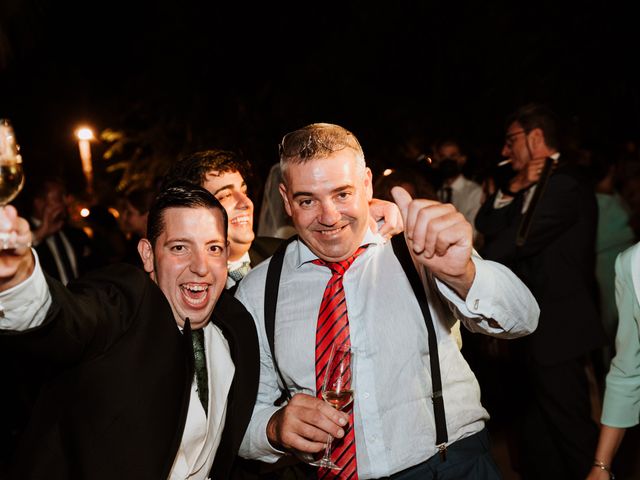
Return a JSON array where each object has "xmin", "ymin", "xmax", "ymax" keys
[
  {"xmin": 506, "ymin": 103, "xmax": 561, "ymax": 150},
  {"xmin": 124, "ymin": 187, "xmax": 157, "ymax": 215},
  {"xmin": 161, "ymin": 149, "xmax": 251, "ymax": 190},
  {"xmin": 146, "ymin": 181, "xmax": 228, "ymax": 247}
]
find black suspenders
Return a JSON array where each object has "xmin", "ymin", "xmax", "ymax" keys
[{"xmin": 263, "ymin": 235, "xmax": 449, "ymax": 457}]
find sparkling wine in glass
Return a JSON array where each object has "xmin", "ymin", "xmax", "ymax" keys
[
  {"xmin": 0, "ymin": 119, "xmax": 27, "ymax": 249},
  {"xmin": 309, "ymin": 343, "xmax": 355, "ymax": 470}
]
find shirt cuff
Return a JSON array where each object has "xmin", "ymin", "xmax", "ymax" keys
[
  {"xmin": 435, "ymin": 256, "xmax": 510, "ymax": 334},
  {"xmin": 239, "ymin": 405, "xmax": 285, "ymax": 463},
  {"xmin": 0, "ymin": 249, "xmax": 52, "ymax": 331}
]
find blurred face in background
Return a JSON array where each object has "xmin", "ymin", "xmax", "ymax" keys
[
  {"xmin": 121, "ymin": 200, "xmax": 148, "ymax": 237},
  {"xmin": 32, "ymin": 181, "xmax": 68, "ymax": 223}
]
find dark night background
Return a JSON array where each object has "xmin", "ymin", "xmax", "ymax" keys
[{"xmin": 2, "ymin": 0, "xmax": 640, "ymax": 201}]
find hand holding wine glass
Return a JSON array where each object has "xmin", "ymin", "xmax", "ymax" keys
[
  {"xmin": 0, "ymin": 119, "xmax": 28, "ymax": 250},
  {"xmin": 309, "ymin": 343, "xmax": 356, "ymax": 470}
]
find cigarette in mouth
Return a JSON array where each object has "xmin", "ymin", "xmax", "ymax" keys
[{"xmin": 497, "ymin": 159, "xmax": 512, "ymax": 167}]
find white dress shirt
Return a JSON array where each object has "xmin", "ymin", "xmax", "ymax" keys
[
  {"xmin": 0, "ymin": 251, "xmax": 234, "ymax": 480},
  {"xmin": 236, "ymin": 230, "xmax": 539, "ymax": 478}
]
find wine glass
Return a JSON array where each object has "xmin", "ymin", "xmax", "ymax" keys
[
  {"xmin": 309, "ymin": 343, "xmax": 355, "ymax": 470},
  {"xmin": 0, "ymin": 118, "xmax": 27, "ymax": 249}
]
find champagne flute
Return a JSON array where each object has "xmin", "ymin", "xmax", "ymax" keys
[
  {"xmin": 309, "ymin": 343, "xmax": 355, "ymax": 470},
  {"xmin": 0, "ymin": 119, "xmax": 27, "ymax": 249}
]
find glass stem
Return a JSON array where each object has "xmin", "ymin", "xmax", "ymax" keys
[{"xmin": 322, "ymin": 434, "xmax": 333, "ymax": 461}]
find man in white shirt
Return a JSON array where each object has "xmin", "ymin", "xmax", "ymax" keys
[
  {"xmin": 433, "ymin": 139, "xmax": 484, "ymax": 245},
  {"xmin": 0, "ymin": 182, "xmax": 259, "ymax": 479},
  {"xmin": 236, "ymin": 123, "xmax": 539, "ymax": 479}
]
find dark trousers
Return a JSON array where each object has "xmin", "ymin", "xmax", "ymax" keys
[
  {"xmin": 235, "ymin": 429, "xmax": 501, "ymax": 480},
  {"xmin": 517, "ymin": 356, "xmax": 598, "ymax": 480},
  {"xmin": 386, "ymin": 428, "xmax": 501, "ymax": 480}
]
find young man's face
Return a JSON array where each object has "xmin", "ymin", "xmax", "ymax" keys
[
  {"xmin": 279, "ymin": 150, "xmax": 373, "ymax": 262},
  {"xmin": 138, "ymin": 206, "xmax": 228, "ymax": 330},
  {"xmin": 203, "ymin": 170, "xmax": 255, "ymax": 261}
]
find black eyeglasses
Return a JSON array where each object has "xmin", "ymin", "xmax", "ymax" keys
[{"xmin": 504, "ymin": 130, "xmax": 527, "ymax": 147}]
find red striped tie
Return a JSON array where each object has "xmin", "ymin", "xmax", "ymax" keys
[{"xmin": 312, "ymin": 246, "xmax": 367, "ymax": 480}]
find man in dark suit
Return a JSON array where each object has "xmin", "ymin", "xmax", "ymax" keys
[
  {"xmin": 475, "ymin": 104, "xmax": 605, "ymax": 479},
  {"xmin": 28, "ymin": 176, "xmax": 91, "ymax": 285},
  {"xmin": 0, "ymin": 182, "xmax": 259, "ymax": 479}
]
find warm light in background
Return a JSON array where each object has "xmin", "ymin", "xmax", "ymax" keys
[
  {"xmin": 383, "ymin": 168, "xmax": 394, "ymax": 176},
  {"xmin": 75, "ymin": 126, "xmax": 95, "ymax": 195},
  {"xmin": 75, "ymin": 127, "xmax": 95, "ymax": 141},
  {"xmin": 108, "ymin": 207, "xmax": 120, "ymax": 219},
  {"xmin": 80, "ymin": 208, "xmax": 90, "ymax": 217}
]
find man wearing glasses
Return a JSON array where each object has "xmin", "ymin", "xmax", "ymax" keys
[{"xmin": 475, "ymin": 103, "xmax": 605, "ymax": 479}]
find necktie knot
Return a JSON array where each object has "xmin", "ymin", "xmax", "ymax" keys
[
  {"xmin": 312, "ymin": 246, "xmax": 367, "ymax": 276},
  {"xmin": 228, "ymin": 261, "xmax": 251, "ymax": 282}
]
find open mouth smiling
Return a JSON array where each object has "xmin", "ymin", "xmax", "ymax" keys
[
  {"xmin": 180, "ymin": 283, "xmax": 210, "ymax": 306},
  {"xmin": 230, "ymin": 215, "xmax": 252, "ymax": 226}
]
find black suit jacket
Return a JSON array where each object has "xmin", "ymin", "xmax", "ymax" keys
[
  {"xmin": 33, "ymin": 224, "xmax": 91, "ymax": 283},
  {"xmin": 0, "ymin": 264, "xmax": 259, "ymax": 479},
  {"xmin": 475, "ymin": 160, "xmax": 605, "ymax": 365}
]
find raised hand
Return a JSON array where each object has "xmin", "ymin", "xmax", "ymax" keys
[
  {"xmin": 266, "ymin": 393, "xmax": 349, "ymax": 455},
  {"xmin": 368, "ymin": 198, "xmax": 403, "ymax": 240},
  {"xmin": 0, "ymin": 205, "xmax": 34, "ymax": 289},
  {"xmin": 32, "ymin": 202, "xmax": 66, "ymax": 245},
  {"xmin": 391, "ymin": 186, "xmax": 475, "ymax": 298}
]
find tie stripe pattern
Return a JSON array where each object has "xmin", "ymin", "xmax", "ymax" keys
[{"xmin": 312, "ymin": 246, "xmax": 367, "ymax": 480}]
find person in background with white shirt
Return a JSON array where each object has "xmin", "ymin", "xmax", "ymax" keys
[
  {"xmin": 0, "ymin": 182, "xmax": 259, "ymax": 479},
  {"xmin": 236, "ymin": 122, "xmax": 539, "ymax": 479},
  {"xmin": 432, "ymin": 138, "xmax": 484, "ymax": 246}
]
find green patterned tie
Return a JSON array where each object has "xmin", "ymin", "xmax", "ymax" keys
[
  {"xmin": 191, "ymin": 328, "xmax": 209, "ymax": 414},
  {"xmin": 228, "ymin": 261, "xmax": 251, "ymax": 282}
]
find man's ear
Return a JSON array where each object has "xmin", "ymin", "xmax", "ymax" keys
[
  {"xmin": 364, "ymin": 167, "xmax": 373, "ymax": 201},
  {"xmin": 529, "ymin": 128, "xmax": 545, "ymax": 149},
  {"xmin": 279, "ymin": 183, "xmax": 292, "ymax": 217},
  {"xmin": 138, "ymin": 238, "xmax": 155, "ymax": 276}
]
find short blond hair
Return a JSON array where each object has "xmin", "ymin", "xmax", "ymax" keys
[{"xmin": 278, "ymin": 123, "xmax": 366, "ymax": 181}]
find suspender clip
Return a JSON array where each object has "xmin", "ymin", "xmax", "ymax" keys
[{"xmin": 437, "ymin": 443, "xmax": 447, "ymax": 462}]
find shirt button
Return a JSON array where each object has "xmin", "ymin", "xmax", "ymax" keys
[
  {"xmin": 473, "ymin": 299, "xmax": 480, "ymax": 310},
  {"xmin": 363, "ymin": 392, "xmax": 370, "ymax": 399}
]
